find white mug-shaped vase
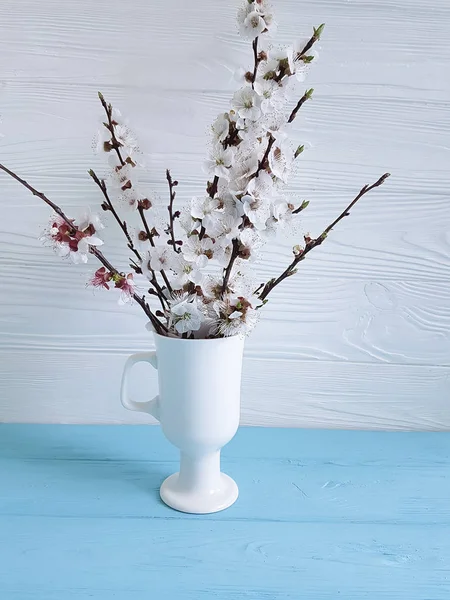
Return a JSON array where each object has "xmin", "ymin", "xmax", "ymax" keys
[{"xmin": 120, "ymin": 331, "xmax": 245, "ymax": 514}]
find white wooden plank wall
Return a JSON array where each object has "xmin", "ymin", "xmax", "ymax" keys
[{"xmin": 0, "ymin": 0, "xmax": 449, "ymax": 429}]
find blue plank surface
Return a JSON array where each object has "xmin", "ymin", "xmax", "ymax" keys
[{"xmin": 0, "ymin": 425, "xmax": 449, "ymax": 599}]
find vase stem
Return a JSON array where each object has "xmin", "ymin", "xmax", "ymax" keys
[{"xmin": 178, "ymin": 451, "xmax": 221, "ymax": 492}]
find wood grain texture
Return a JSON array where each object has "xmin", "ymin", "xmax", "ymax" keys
[
  {"xmin": 0, "ymin": 0, "xmax": 449, "ymax": 427},
  {"xmin": 1, "ymin": 425, "xmax": 450, "ymax": 598},
  {"xmin": 0, "ymin": 351, "xmax": 449, "ymax": 429}
]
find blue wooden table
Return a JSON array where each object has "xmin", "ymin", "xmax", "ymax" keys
[{"xmin": 0, "ymin": 425, "xmax": 449, "ymax": 599}]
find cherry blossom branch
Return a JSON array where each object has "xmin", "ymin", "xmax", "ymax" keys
[
  {"xmin": 0, "ymin": 163, "xmax": 74, "ymax": 229},
  {"xmin": 258, "ymin": 173, "xmax": 391, "ymax": 302},
  {"xmin": 288, "ymin": 88, "xmax": 314, "ymax": 123},
  {"xmin": 166, "ymin": 169, "xmax": 181, "ymax": 253},
  {"xmin": 136, "ymin": 204, "xmax": 173, "ymax": 295},
  {"xmin": 97, "ymin": 94, "xmax": 173, "ymax": 302},
  {"xmin": 205, "ymin": 25, "xmax": 258, "ymax": 199},
  {"xmin": 88, "ymin": 169, "xmax": 170, "ymax": 312},
  {"xmin": 251, "ymin": 37, "xmax": 259, "ymax": 88},
  {"xmin": 91, "ymin": 246, "xmax": 168, "ymax": 333},
  {"xmin": 275, "ymin": 24, "xmax": 324, "ymax": 85},
  {"xmin": 207, "ymin": 175, "xmax": 219, "ymax": 199},
  {"xmin": 256, "ymin": 134, "xmax": 275, "ymax": 175},
  {"xmin": 98, "ymin": 92, "xmax": 125, "ymax": 167},
  {"xmin": 88, "ymin": 169, "xmax": 141, "ymax": 262},
  {"xmin": 252, "ymin": 88, "xmax": 313, "ymax": 181},
  {"xmin": 0, "ymin": 162, "xmax": 168, "ymax": 334},
  {"xmin": 200, "ymin": 174, "xmax": 220, "ymax": 239},
  {"xmin": 220, "ymin": 238, "xmax": 240, "ymax": 296},
  {"xmin": 300, "ymin": 23, "xmax": 325, "ymax": 57}
]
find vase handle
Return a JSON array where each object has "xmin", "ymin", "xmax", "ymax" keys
[{"xmin": 120, "ymin": 351, "xmax": 160, "ymax": 421}]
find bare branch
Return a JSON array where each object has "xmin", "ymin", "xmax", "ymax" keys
[
  {"xmin": 0, "ymin": 163, "xmax": 168, "ymax": 334},
  {"xmin": 137, "ymin": 204, "xmax": 173, "ymax": 295},
  {"xmin": 88, "ymin": 169, "xmax": 141, "ymax": 262},
  {"xmin": 251, "ymin": 37, "xmax": 259, "ymax": 87},
  {"xmin": 288, "ymin": 88, "xmax": 314, "ymax": 124},
  {"xmin": 0, "ymin": 163, "xmax": 73, "ymax": 228},
  {"xmin": 166, "ymin": 169, "xmax": 181, "ymax": 253},
  {"xmin": 258, "ymin": 173, "xmax": 391, "ymax": 302},
  {"xmin": 97, "ymin": 92, "xmax": 125, "ymax": 167},
  {"xmin": 220, "ymin": 239, "xmax": 240, "ymax": 296},
  {"xmin": 207, "ymin": 175, "xmax": 219, "ymax": 199}
]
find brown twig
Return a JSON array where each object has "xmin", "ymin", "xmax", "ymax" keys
[
  {"xmin": 274, "ymin": 24, "xmax": 324, "ymax": 85},
  {"xmin": 88, "ymin": 170, "xmax": 170, "ymax": 313},
  {"xmin": 88, "ymin": 170, "xmax": 141, "ymax": 262},
  {"xmin": 251, "ymin": 89, "xmax": 312, "ymax": 182},
  {"xmin": 98, "ymin": 92, "xmax": 125, "ymax": 167},
  {"xmin": 251, "ymin": 37, "xmax": 259, "ymax": 87},
  {"xmin": 288, "ymin": 88, "xmax": 314, "ymax": 123},
  {"xmin": 89, "ymin": 246, "xmax": 166, "ymax": 331},
  {"xmin": 258, "ymin": 173, "xmax": 391, "ymax": 302},
  {"xmin": 220, "ymin": 239, "xmax": 240, "ymax": 296},
  {"xmin": 165, "ymin": 169, "xmax": 181, "ymax": 254},
  {"xmin": 137, "ymin": 204, "xmax": 173, "ymax": 294},
  {"xmin": 0, "ymin": 163, "xmax": 74, "ymax": 228},
  {"xmin": 0, "ymin": 162, "xmax": 168, "ymax": 334},
  {"xmin": 256, "ymin": 134, "xmax": 275, "ymax": 177},
  {"xmin": 298, "ymin": 24, "xmax": 325, "ymax": 57},
  {"xmin": 201, "ymin": 174, "xmax": 220, "ymax": 240},
  {"xmin": 207, "ymin": 175, "xmax": 219, "ymax": 199}
]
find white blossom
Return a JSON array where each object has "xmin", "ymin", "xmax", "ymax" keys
[
  {"xmin": 207, "ymin": 212, "xmax": 242, "ymax": 241},
  {"xmin": 203, "ymin": 144, "xmax": 235, "ymax": 180},
  {"xmin": 254, "ymin": 78, "xmax": 286, "ymax": 114},
  {"xmin": 258, "ymin": 58, "xmax": 280, "ymax": 81},
  {"xmin": 209, "ymin": 296, "xmax": 259, "ymax": 337},
  {"xmin": 41, "ymin": 211, "xmax": 104, "ymax": 265},
  {"xmin": 114, "ymin": 124, "xmax": 139, "ymax": 157},
  {"xmin": 242, "ymin": 195, "xmax": 271, "ymax": 230},
  {"xmin": 145, "ymin": 245, "xmax": 176, "ymax": 272},
  {"xmin": 108, "ymin": 163, "xmax": 134, "ymax": 190},
  {"xmin": 264, "ymin": 199, "xmax": 296, "ymax": 235},
  {"xmin": 179, "ymin": 209, "xmax": 200, "ymax": 235},
  {"xmin": 228, "ymin": 155, "xmax": 259, "ymax": 195},
  {"xmin": 233, "ymin": 67, "xmax": 253, "ymax": 85},
  {"xmin": 236, "ymin": 1, "xmax": 253, "ymax": 26},
  {"xmin": 247, "ymin": 170, "xmax": 274, "ymax": 200},
  {"xmin": 171, "ymin": 255, "xmax": 204, "ymax": 289},
  {"xmin": 169, "ymin": 296, "xmax": 203, "ymax": 334},
  {"xmin": 287, "ymin": 40, "xmax": 316, "ymax": 81},
  {"xmin": 93, "ymin": 126, "xmax": 112, "ymax": 155},
  {"xmin": 265, "ymin": 112, "xmax": 290, "ymax": 140},
  {"xmin": 212, "ymin": 242, "xmax": 233, "ymax": 268},
  {"xmin": 190, "ymin": 196, "xmax": 220, "ymax": 221},
  {"xmin": 211, "ymin": 114, "xmax": 229, "ymax": 143},
  {"xmin": 239, "ymin": 10, "xmax": 266, "ymax": 40},
  {"xmin": 268, "ymin": 139, "xmax": 294, "ymax": 182},
  {"xmin": 238, "ymin": 227, "xmax": 263, "ymax": 260},
  {"xmin": 183, "ymin": 237, "xmax": 214, "ymax": 268},
  {"xmin": 232, "ymin": 88, "xmax": 261, "ymax": 121},
  {"xmin": 77, "ymin": 208, "xmax": 105, "ymax": 235}
]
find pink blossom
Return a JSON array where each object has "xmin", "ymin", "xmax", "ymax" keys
[
  {"xmin": 42, "ymin": 212, "xmax": 103, "ymax": 263},
  {"xmin": 89, "ymin": 267, "xmax": 112, "ymax": 290},
  {"xmin": 115, "ymin": 273, "xmax": 135, "ymax": 305}
]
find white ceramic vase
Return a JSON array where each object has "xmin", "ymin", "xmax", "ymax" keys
[{"xmin": 120, "ymin": 330, "xmax": 245, "ymax": 514}]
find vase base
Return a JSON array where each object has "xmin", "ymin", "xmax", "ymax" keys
[{"xmin": 160, "ymin": 472, "xmax": 239, "ymax": 514}]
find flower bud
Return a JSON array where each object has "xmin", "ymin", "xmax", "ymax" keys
[
  {"xmin": 139, "ymin": 198, "xmax": 152, "ymax": 210},
  {"xmin": 313, "ymin": 23, "xmax": 325, "ymax": 39}
]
